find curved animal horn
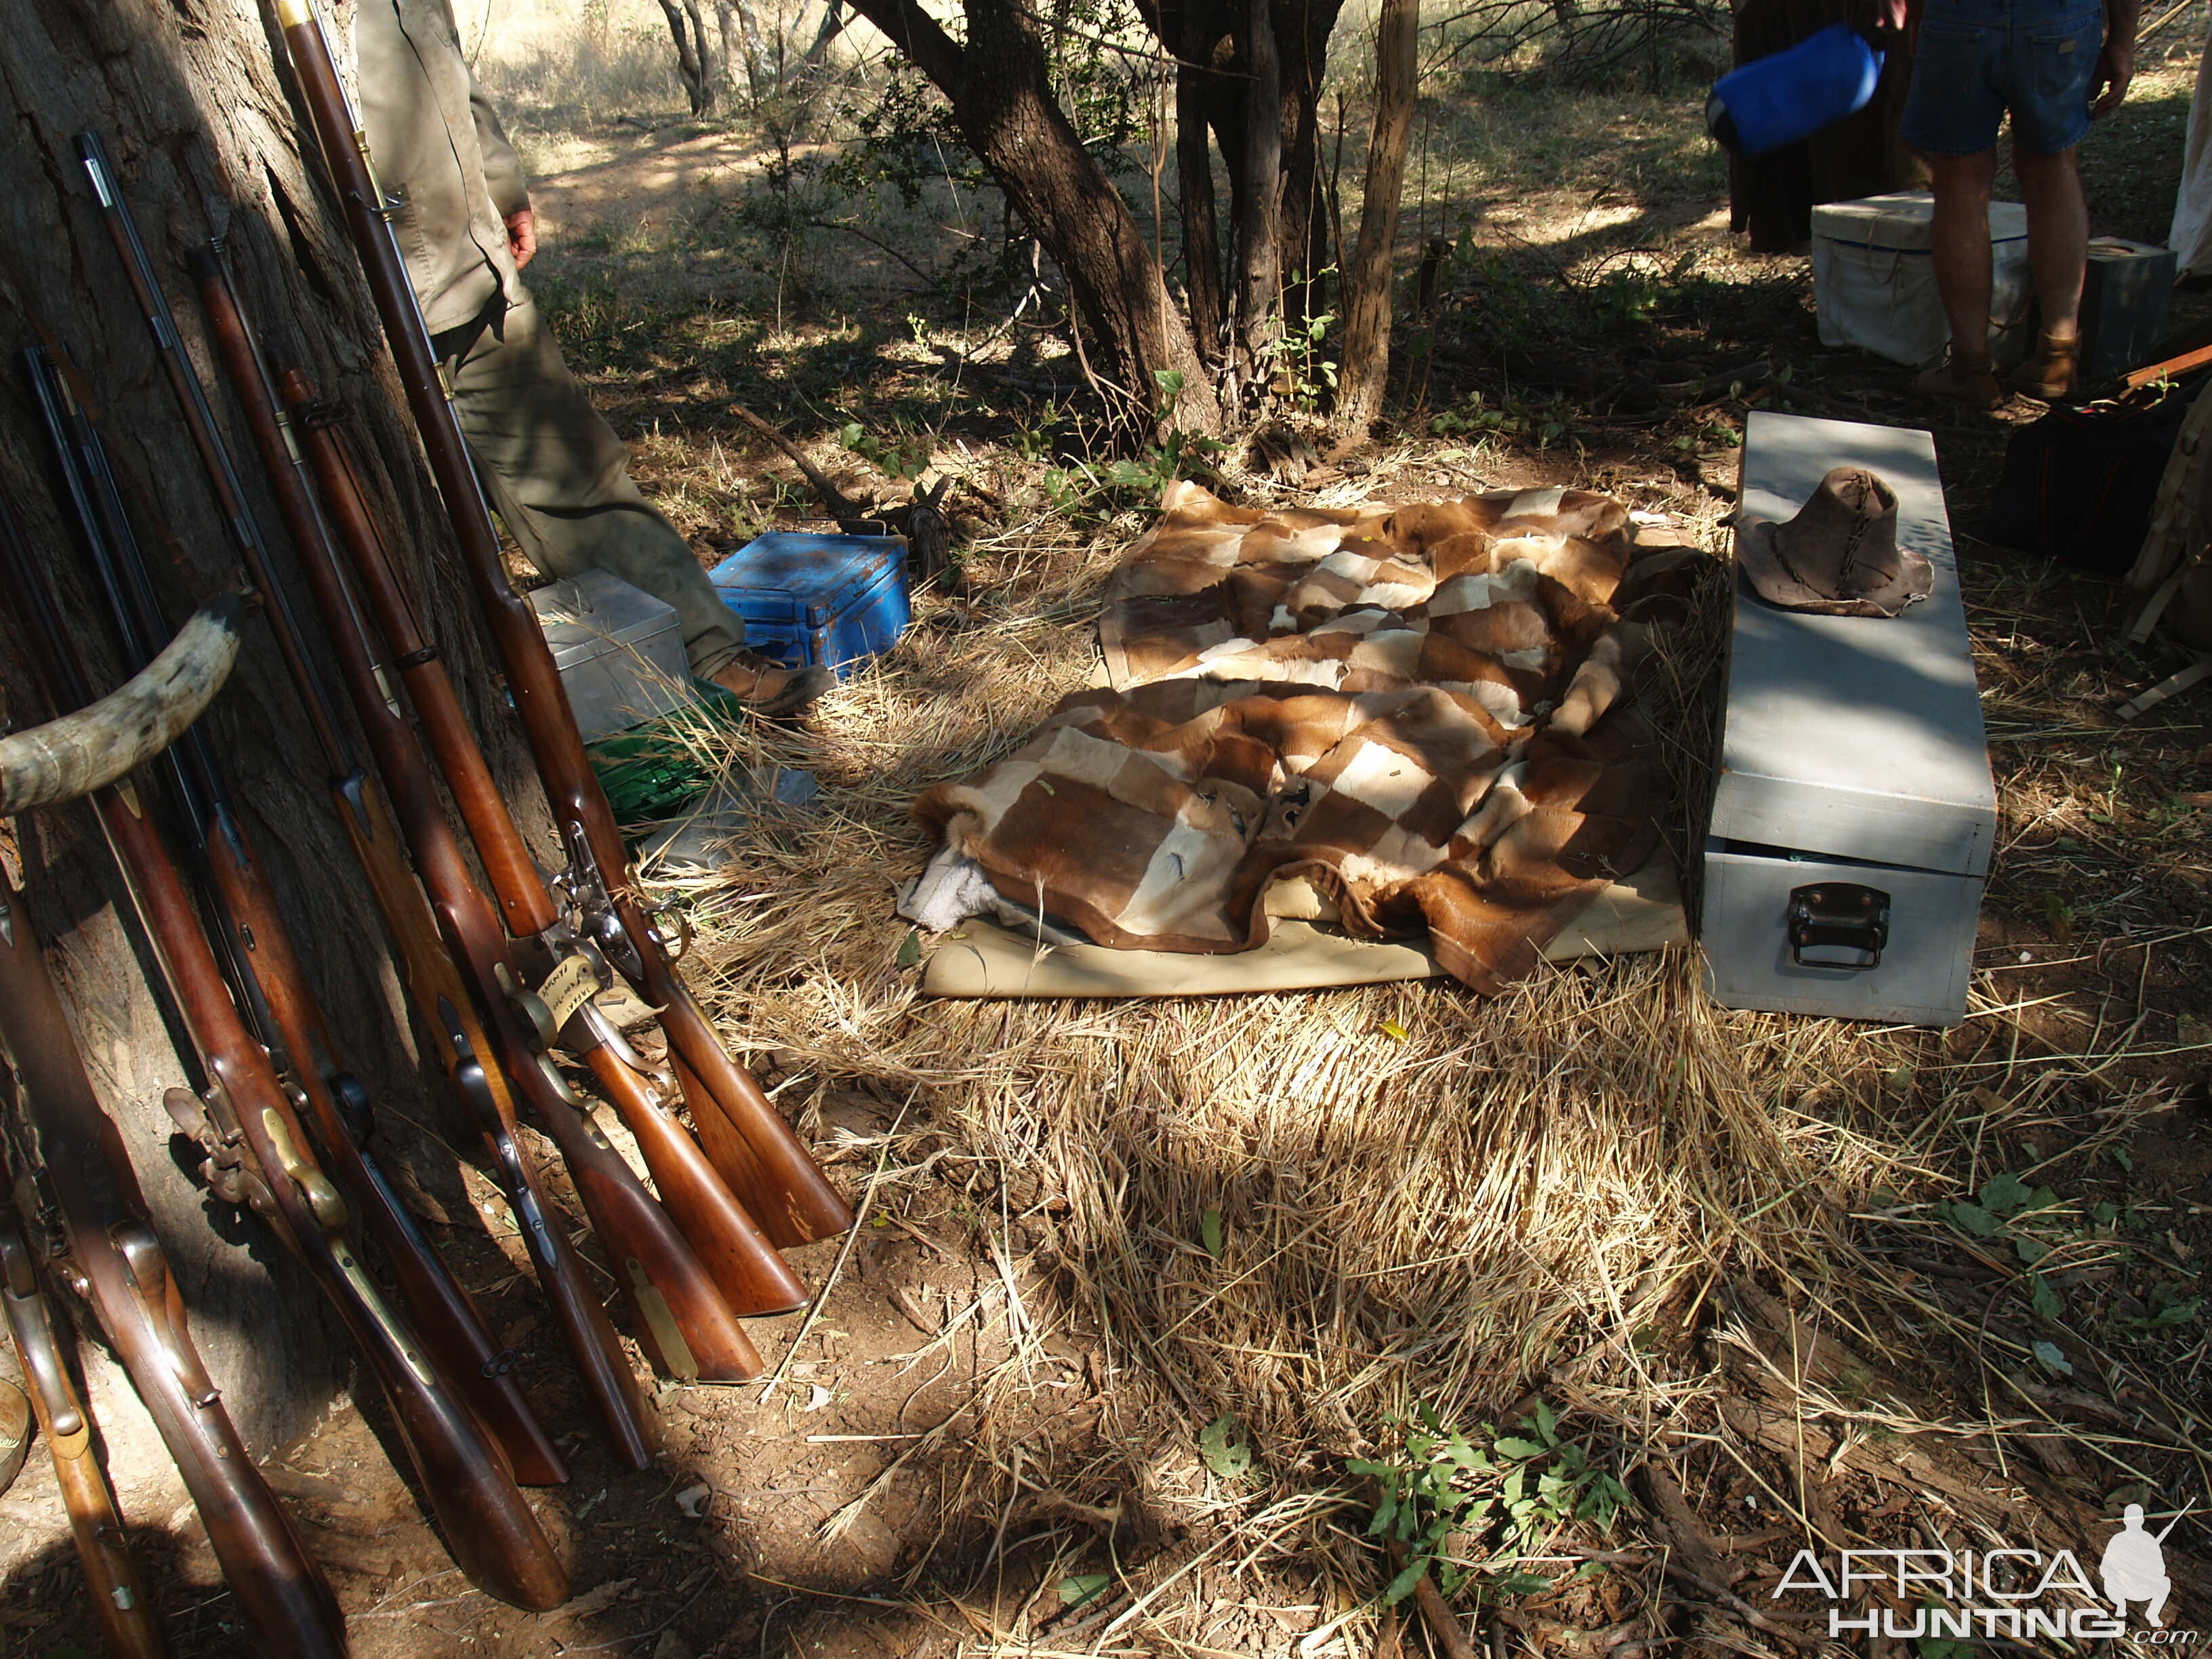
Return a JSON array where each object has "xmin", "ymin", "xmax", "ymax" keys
[{"xmin": 0, "ymin": 595, "xmax": 246, "ymax": 815}]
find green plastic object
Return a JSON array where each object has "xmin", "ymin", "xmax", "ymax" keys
[{"xmin": 586, "ymin": 682, "xmax": 745, "ymax": 829}]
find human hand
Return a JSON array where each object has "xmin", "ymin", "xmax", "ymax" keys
[
  {"xmin": 505, "ymin": 207, "xmax": 538, "ymax": 268},
  {"xmin": 2091, "ymin": 38, "xmax": 2135, "ymax": 117}
]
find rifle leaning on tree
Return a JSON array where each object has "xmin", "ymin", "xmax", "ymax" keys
[
  {"xmin": 1, "ymin": 1187, "xmax": 167, "ymax": 1659},
  {"xmin": 30, "ymin": 252, "xmax": 565, "ymax": 1490},
  {"xmin": 0, "ymin": 581, "xmax": 347, "ymax": 1655},
  {"xmin": 274, "ymin": 0, "xmax": 853, "ymax": 1250},
  {"xmin": 185, "ymin": 250, "xmax": 808, "ymax": 1331},
  {"xmin": 16, "ymin": 352, "xmax": 569, "ymax": 1614},
  {"xmin": 175, "ymin": 247, "xmax": 785, "ymax": 1384},
  {"xmin": 74, "ymin": 132, "xmax": 689, "ymax": 1454}
]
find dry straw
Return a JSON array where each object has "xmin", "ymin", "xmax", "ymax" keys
[{"xmin": 631, "ymin": 481, "xmax": 2196, "ymax": 1641}]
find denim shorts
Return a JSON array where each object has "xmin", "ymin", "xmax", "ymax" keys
[{"xmin": 1899, "ymin": 0, "xmax": 2106, "ymax": 156}]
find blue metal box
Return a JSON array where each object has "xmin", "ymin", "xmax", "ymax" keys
[{"xmin": 709, "ymin": 532, "xmax": 910, "ymax": 680}]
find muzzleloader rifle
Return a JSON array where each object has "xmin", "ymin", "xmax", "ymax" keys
[
  {"xmin": 17, "ymin": 350, "xmax": 568, "ymax": 1612},
  {"xmin": 69, "ymin": 129, "xmax": 676, "ymax": 1454},
  {"xmin": 192, "ymin": 251, "xmax": 804, "ymax": 1328},
  {"xmin": 0, "ymin": 1188, "xmax": 167, "ymax": 1659},
  {"xmin": 28, "ymin": 254, "xmax": 564, "ymax": 1486},
  {"xmin": 272, "ymin": 0, "xmax": 853, "ymax": 1249},
  {"xmin": 0, "ymin": 717, "xmax": 345, "ymax": 1656},
  {"xmin": 181, "ymin": 247, "xmax": 790, "ymax": 1366}
]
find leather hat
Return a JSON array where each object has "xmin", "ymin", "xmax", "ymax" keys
[{"xmin": 1737, "ymin": 466, "xmax": 1931, "ymax": 617}]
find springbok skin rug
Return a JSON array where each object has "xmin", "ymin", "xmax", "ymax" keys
[{"xmin": 914, "ymin": 480, "xmax": 1704, "ymax": 994}]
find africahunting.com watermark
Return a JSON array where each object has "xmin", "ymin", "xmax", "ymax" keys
[{"xmin": 1772, "ymin": 1503, "xmax": 2197, "ymax": 1643}]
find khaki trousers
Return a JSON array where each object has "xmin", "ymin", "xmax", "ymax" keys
[{"xmin": 435, "ymin": 293, "xmax": 747, "ymax": 678}]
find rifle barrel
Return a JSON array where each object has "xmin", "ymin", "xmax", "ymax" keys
[
  {"xmin": 16, "ymin": 351, "xmax": 569, "ymax": 1612},
  {"xmin": 0, "ymin": 780, "xmax": 344, "ymax": 1657},
  {"xmin": 272, "ymin": 0, "xmax": 850, "ymax": 1248}
]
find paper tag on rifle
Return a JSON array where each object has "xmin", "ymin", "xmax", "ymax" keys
[{"xmin": 539, "ymin": 952, "xmax": 598, "ymax": 1033}]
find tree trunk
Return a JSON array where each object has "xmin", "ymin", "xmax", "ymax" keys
[
  {"xmin": 844, "ymin": 0, "xmax": 1223, "ymax": 436},
  {"xmin": 715, "ymin": 0, "xmax": 760, "ymax": 106},
  {"xmin": 1174, "ymin": 36, "xmax": 1225, "ymax": 368},
  {"xmin": 657, "ymin": 0, "xmax": 719, "ymax": 115},
  {"xmin": 1335, "ymin": 0, "xmax": 1418, "ymax": 430},
  {"xmin": 800, "ymin": 0, "xmax": 848, "ymax": 75},
  {"xmin": 1271, "ymin": 0, "xmax": 1344, "ymax": 331},
  {"xmin": 0, "ymin": 0, "xmax": 544, "ymax": 1511},
  {"xmin": 1231, "ymin": 0, "xmax": 1283, "ymax": 401},
  {"xmin": 1170, "ymin": 0, "xmax": 1338, "ymax": 340}
]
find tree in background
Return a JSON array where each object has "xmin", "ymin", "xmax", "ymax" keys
[{"xmin": 1336, "ymin": 0, "xmax": 1418, "ymax": 430}]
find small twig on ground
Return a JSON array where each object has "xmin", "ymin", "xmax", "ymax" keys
[
  {"xmin": 1382, "ymin": 1537, "xmax": 1476, "ymax": 1659},
  {"xmin": 758, "ymin": 1099, "xmax": 912, "ymax": 1402},
  {"xmin": 729, "ymin": 401, "xmax": 875, "ymax": 527}
]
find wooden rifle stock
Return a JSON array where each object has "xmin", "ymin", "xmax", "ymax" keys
[
  {"xmin": 0, "ymin": 1194, "xmax": 167, "ymax": 1659},
  {"xmin": 17, "ymin": 364, "xmax": 569, "ymax": 1612},
  {"xmin": 180, "ymin": 270, "xmax": 770, "ymax": 1377},
  {"xmin": 257, "ymin": 365, "xmax": 773, "ymax": 1375},
  {"xmin": 47, "ymin": 233, "xmax": 562, "ymax": 1483},
  {"xmin": 269, "ymin": 360, "xmax": 804, "ymax": 1324},
  {"xmin": 272, "ymin": 0, "xmax": 851, "ymax": 1248},
  {"xmin": 0, "ymin": 843, "xmax": 344, "ymax": 1657}
]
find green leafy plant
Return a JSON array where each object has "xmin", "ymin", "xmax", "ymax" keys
[
  {"xmin": 1349, "ymin": 1400, "xmax": 1629, "ymax": 1607},
  {"xmin": 1429, "ymin": 389, "xmax": 1573, "ymax": 449},
  {"xmin": 838, "ymin": 421, "xmax": 933, "ymax": 483},
  {"xmin": 1254, "ymin": 298, "xmax": 1340, "ymax": 410},
  {"xmin": 2135, "ymin": 1282, "xmax": 2204, "ymax": 1331},
  {"xmin": 1041, "ymin": 373, "xmax": 1225, "ymax": 523},
  {"xmin": 1060, "ymin": 1572, "xmax": 1111, "ymax": 1607}
]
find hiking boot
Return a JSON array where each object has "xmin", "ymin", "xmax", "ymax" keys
[
  {"xmin": 2011, "ymin": 330, "xmax": 2081, "ymax": 401},
  {"xmin": 1914, "ymin": 351, "xmax": 2004, "ymax": 410},
  {"xmin": 710, "ymin": 650, "xmax": 836, "ymax": 716}
]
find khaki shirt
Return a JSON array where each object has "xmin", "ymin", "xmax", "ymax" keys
[{"xmin": 354, "ymin": 0, "xmax": 530, "ymax": 333}]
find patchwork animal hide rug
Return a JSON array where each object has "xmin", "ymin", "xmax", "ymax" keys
[{"xmin": 912, "ymin": 480, "xmax": 1704, "ymax": 993}]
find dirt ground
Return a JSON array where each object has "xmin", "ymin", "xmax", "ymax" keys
[{"xmin": 5, "ymin": 38, "xmax": 2212, "ymax": 1659}]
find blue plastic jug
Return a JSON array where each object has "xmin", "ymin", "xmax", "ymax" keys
[{"xmin": 1707, "ymin": 24, "xmax": 1884, "ymax": 158}]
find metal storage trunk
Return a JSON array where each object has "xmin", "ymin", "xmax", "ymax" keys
[
  {"xmin": 529, "ymin": 567, "xmax": 695, "ymax": 744},
  {"xmin": 1702, "ymin": 411, "xmax": 1998, "ymax": 1027},
  {"xmin": 1812, "ymin": 191, "xmax": 2032, "ymax": 368},
  {"xmin": 2078, "ymin": 237, "xmax": 2176, "ymax": 385},
  {"xmin": 710, "ymin": 531, "xmax": 910, "ymax": 681}
]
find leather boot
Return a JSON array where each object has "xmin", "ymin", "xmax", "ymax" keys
[
  {"xmin": 2011, "ymin": 330, "xmax": 2081, "ymax": 401},
  {"xmin": 1914, "ymin": 350, "xmax": 2004, "ymax": 409},
  {"xmin": 711, "ymin": 650, "xmax": 836, "ymax": 716}
]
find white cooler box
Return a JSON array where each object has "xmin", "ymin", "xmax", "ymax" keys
[
  {"xmin": 1702, "ymin": 412, "xmax": 1997, "ymax": 1027},
  {"xmin": 529, "ymin": 567, "xmax": 696, "ymax": 743},
  {"xmin": 1813, "ymin": 190, "xmax": 2034, "ymax": 369}
]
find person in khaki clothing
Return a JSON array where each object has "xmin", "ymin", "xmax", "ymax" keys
[{"xmin": 354, "ymin": 0, "xmax": 832, "ymax": 714}]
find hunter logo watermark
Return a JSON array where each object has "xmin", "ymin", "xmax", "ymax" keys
[{"xmin": 1771, "ymin": 1503, "xmax": 2196, "ymax": 1643}]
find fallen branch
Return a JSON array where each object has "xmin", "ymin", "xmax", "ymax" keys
[
  {"xmin": 1382, "ymin": 1536, "xmax": 1477, "ymax": 1659},
  {"xmin": 728, "ymin": 401, "xmax": 874, "ymax": 527}
]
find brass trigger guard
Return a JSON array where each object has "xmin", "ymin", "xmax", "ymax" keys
[{"xmin": 260, "ymin": 1109, "xmax": 349, "ymax": 1233}]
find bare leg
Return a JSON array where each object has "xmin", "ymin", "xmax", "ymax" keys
[
  {"xmin": 2015, "ymin": 143, "xmax": 2089, "ymax": 340},
  {"xmin": 1926, "ymin": 148, "xmax": 2000, "ymax": 360}
]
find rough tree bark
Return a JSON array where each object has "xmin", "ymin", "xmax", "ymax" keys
[
  {"xmin": 658, "ymin": 0, "xmax": 720, "ymax": 115},
  {"xmin": 1230, "ymin": 0, "xmax": 1283, "ymax": 398},
  {"xmin": 1173, "ymin": 7, "xmax": 1225, "ymax": 369},
  {"xmin": 800, "ymin": 0, "xmax": 848, "ymax": 75},
  {"xmin": 844, "ymin": 0, "xmax": 1224, "ymax": 434},
  {"xmin": 0, "ymin": 0, "xmax": 546, "ymax": 1511},
  {"xmin": 1154, "ymin": 0, "xmax": 1345, "ymax": 347},
  {"xmin": 1335, "ymin": 0, "xmax": 1418, "ymax": 430}
]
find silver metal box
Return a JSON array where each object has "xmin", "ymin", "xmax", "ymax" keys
[
  {"xmin": 529, "ymin": 567, "xmax": 695, "ymax": 744},
  {"xmin": 1702, "ymin": 412, "xmax": 1997, "ymax": 1027}
]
